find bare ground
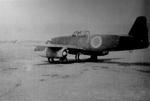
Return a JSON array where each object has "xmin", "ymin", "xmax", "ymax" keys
[{"xmin": 0, "ymin": 43, "xmax": 150, "ymax": 101}]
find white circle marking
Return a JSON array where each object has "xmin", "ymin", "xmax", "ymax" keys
[{"xmin": 91, "ymin": 36, "xmax": 102, "ymax": 48}]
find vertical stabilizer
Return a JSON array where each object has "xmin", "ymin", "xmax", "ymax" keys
[{"xmin": 129, "ymin": 16, "xmax": 148, "ymax": 42}]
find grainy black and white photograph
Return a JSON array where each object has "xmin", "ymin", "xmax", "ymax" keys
[{"xmin": 0, "ymin": 0, "xmax": 150, "ymax": 101}]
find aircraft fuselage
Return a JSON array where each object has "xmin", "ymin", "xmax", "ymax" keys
[
  {"xmin": 35, "ymin": 16, "xmax": 149, "ymax": 62},
  {"xmin": 49, "ymin": 34, "xmax": 149, "ymax": 56}
]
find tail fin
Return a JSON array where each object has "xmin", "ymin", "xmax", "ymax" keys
[{"xmin": 129, "ymin": 16, "xmax": 148, "ymax": 42}]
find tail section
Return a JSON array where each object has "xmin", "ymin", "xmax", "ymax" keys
[{"xmin": 129, "ymin": 16, "xmax": 149, "ymax": 43}]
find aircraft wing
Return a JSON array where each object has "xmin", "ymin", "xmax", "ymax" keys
[{"xmin": 34, "ymin": 43, "xmax": 84, "ymax": 51}]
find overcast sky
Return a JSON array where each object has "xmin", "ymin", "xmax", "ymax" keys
[{"xmin": 0, "ymin": 0, "xmax": 149, "ymax": 40}]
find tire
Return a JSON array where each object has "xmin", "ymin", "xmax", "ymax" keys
[
  {"xmin": 90, "ymin": 55, "xmax": 98, "ymax": 61},
  {"xmin": 48, "ymin": 57, "xmax": 54, "ymax": 63},
  {"xmin": 60, "ymin": 49, "xmax": 68, "ymax": 63},
  {"xmin": 59, "ymin": 56, "xmax": 68, "ymax": 63},
  {"xmin": 62, "ymin": 50, "xmax": 68, "ymax": 57}
]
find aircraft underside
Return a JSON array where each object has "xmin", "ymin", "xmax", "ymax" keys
[{"xmin": 45, "ymin": 47, "xmax": 109, "ymax": 63}]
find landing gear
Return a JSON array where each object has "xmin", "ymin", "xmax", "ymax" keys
[
  {"xmin": 62, "ymin": 50, "xmax": 68, "ymax": 57},
  {"xmin": 47, "ymin": 49, "xmax": 68, "ymax": 63},
  {"xmin": 59, "ymin": 56, "xmax": 68, "ymax": 63},
  {"xmin": 90, "ymin": 55, "xmax": 98, "ymax": 61},
  {"xmin": 60, "ymin": 49, "xmax": 68, "ymax": 63},
  {"xmin": 48, "ymin": 57, "xmax": 54, "ymax": 63},
  {"xmin": 75, "ymin": 53, "xmax": 80, "ymax": 61},
  {"xmin": 48, "ymin": 56, "xmax": 68, "ymax": 63}
]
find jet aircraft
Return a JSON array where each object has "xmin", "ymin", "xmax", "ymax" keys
[{"xmin": 34, "ymin": 16, "xmax": 149, "ymax": 63}]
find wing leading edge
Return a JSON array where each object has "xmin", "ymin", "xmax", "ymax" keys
[{"xmin": 34, "ymin": 43, "xmax": 85, "ymax": 52}]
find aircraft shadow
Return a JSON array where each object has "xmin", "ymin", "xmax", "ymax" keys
[
  {"xmin": 103, "ymin": 61, "xmax": 150, "ymax": 74},
  {"xmin": 36, "ymin": 58, "xmax": 150, "ymax": 66},
  {"xmin": 36, "ymin": 58, "xmax": 120, "ymax": 65},
  {"xmin": 103, "ymin": 61, "xmax": 150, "ymax": 67},
  {"xmin": 136, "ymin": 70, "xmax": 150, "ymax": 74},
  {"xmin": 36, "ymin": 58, "xmax": 150, "ymax": 74}
]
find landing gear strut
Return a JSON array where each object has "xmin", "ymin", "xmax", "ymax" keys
[
  {"xmin": 75, "ymin": 53, "xmax": 80, "ymax": 61},
  {"xmin": 60, "ymin": 49, "xmax": 68, "ymax": 63}
]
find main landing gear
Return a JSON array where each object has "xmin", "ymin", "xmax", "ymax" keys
[
  {"xmin": 47, "ymin": 56, "xmax": 68, "ymax": 63},
  {"xmin": 59, "ymin": 56, "xmax": 68, "ymax": 63},
  {"xmin": 90, "ymin": 55, "xmax": 98, "ymax": 61},
  {"xmin": 47, "ymin": 49, "xmax": 68, "ymax": 63},
  {"xmin": 48, "ymin": 57, "xmax": 54, "ymax": 63},
  {"xmin": 60, "ymin": 49, "xmax": 68, "ymax": 63},
  {"xmin": 75, "ymin": 53, "xmax": 80, "ymax": 62}
]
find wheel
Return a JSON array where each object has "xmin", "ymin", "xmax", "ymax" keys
[
  {"xmin": 59, "ymin": 56, "xmax": 68, "ymax": 63},
  {"xmin": 48, "ymin": 57, "xmax": 51, "ymax": 63},
  {"xmin": 48, "ymin": 57, "xmax": 54, "ymax": 63},
  {"xmin": 90, "ymin": 55, "xmax": 97, "ymax": 61},
  {"xmin": 59, "ymin": 49, "xmax": 68, "ymax": 63},
  {"xmin": 63, "ymin": 56, "xmax": 68, "ymax": 62},
  {"xmin": 62, "ymin": 50, "xmax": 68, "ymax": 57}
]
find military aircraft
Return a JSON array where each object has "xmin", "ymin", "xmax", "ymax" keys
[{"xmin": 34, "ymin": 16, "xmax": 149, "ymax": 63}]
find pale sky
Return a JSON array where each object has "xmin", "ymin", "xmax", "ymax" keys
[{"xmin": 0, "ymin": 0, "xmax": 148, "ymax": 40}]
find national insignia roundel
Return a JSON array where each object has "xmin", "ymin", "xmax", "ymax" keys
[{"xmin": 90, "ymin": 36, "xmax": 102, "ymax": 48}]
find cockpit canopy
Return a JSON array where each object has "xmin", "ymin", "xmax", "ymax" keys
[{"xmin": 72, "ymin": 30, "xmax": 90, "ymax": 37}]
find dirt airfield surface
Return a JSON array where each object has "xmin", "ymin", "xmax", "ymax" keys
[{"xmin": 0, "ymin": 42, "xmax": 150, "ymax": 101}]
